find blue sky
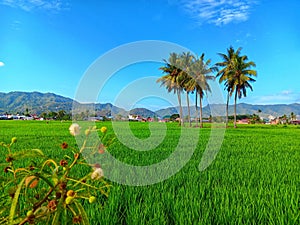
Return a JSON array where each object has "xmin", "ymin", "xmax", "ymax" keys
[{"xmin": 0, "ymin": 0, "xmax": 299, "ymax": 111}]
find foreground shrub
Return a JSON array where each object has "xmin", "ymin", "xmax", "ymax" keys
[{"xmin": 0, "ymin": 124, "xmax": 112, "ymax": 225}]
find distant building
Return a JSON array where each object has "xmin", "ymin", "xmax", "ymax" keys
[
  {"xmin": 237, "ymin": 118, "xmax": 250, "ymax": 124},
  {"xmin": 87, "ymin": 116, "xmax": 103, "ymax": 121},
  {"xmin": 290, "ymin": 120, "xmax": 300, "ymax": 125},
  {"xmin": 290, "ymin": 115, "xmax": 300, "ymax": 125},
  {"xmin": 0, "ymin": 115, "xmax": 8, "ymax": 120},
  {"xmin": 162, "ymin": 115, "xmax": 170, "ymax": 122},
  {"xmin": 0, "ymin": 114, "xmax": 34, "ymax": 120},
  {"xmin": 268, "ymin": 115, "xmax": 275, "ymax": 121},
  {"xmin": 128, "ymin": 114, "xmax": 141, "ymax": 121},
  {"xmin": 147, "ymin": 117, "xmax": 154, "ymax": 122},
  {"xmin": 270, "ymin": 118, "xmax": 279, "ymax": 124}
]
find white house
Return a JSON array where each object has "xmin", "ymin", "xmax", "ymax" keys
[
  {"xmin": 268, "ymin": 115, "xmax": 275, "ymax": 121},
  {"xmin": 128, "ymin": 114, "xmax": 141, "ymax": 121}
]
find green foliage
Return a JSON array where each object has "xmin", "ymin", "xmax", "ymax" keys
[
  {"xmin": 0, "ymin": 123, "xmax": 112, "ymax": 224},
  {"xmin": 170, "ymin": 113, "xmax": 180, "ymax": 121}
]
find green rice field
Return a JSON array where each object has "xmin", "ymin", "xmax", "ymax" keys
[{"xmin": 0, "ymin": 120, "xmax": 299, "ymax": 224}]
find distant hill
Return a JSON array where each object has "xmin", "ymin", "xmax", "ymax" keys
[
  {"xmin": 0, "ymin": 91, "xmax": 74, "ymax": 114},
  {"xmin": 0, "ymin": 91, "xmax": 126, "ymax": 116},
  {"xmin": 155, "ymin": 107, "xmax": 179, "ymax": 117},
  {"xmin": 156, "ymin": 103, "xmax": 300, "ymax": 118},
  {"xmin": 129, "ymin": 108, "xmax": 158, "ymax": 118},
  {"xmin": 233, "ymin": 103, "xmax": 300, "ymax": 117},
  {"xmin": 0, "ymin": 91, "xmax": 299, "ymax": 118}
]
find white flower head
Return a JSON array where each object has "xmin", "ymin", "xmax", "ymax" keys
[
  {"xmin": 91, "ymin": 168, "xmax": 104, "ymax": 180},
  {"xmin": 69, "ymin": 123, "xmax": 80, "ymax": 136}
]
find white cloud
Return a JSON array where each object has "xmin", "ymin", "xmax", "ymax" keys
[
  {"xmin": 247, "ymin": 90, "xmax": 300, "ymax": 105},
  {"xmin": 0, "ymin": 0, "xmax": 68, "ymax": 12},
  {"xmin": 281, "ymin": 90, "xmax": 292, "ymax": 95},
  {"xmin": 0, "ymin": 62, "xmax": 5, "ymax": 67},
  {"xmin": 180, "ymin": 0, "xmax": 257, "ymax": 26}
]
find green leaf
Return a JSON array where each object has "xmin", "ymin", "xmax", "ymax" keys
[
  {"xmin": 12, "ymin": 149, "xmax": 45, "ymax": 160},
  {"xmin": 8, "ymin": 177, "xmax": 26, "ymax": 225},
  {"xmin": 74, "ymin": 200, "xmax": 90, "ymax": 225}
]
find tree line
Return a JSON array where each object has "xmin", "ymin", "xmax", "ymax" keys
[{"xmin": 156, "ymin": 46, "xmax": 257, "ymax": 128}]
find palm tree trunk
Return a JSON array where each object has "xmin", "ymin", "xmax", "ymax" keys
[
  {"xmin": 195, "ymin": 92, "xmax": 199, "ymax": 127},
  {"xmin": 186, "ymin": 92, "xmax": 191, "ymax": 127},
  {"xmin": 177, "ymin": 90, "xmax": 184, "ymax": 126},
  {"xmin": 226, "ymin": 91, "xmax": 229, "ymax": 128},
  {"xmin": 200, "ymin": 93, "xmax": 203, "ymax": 128},
  {"xmin": 234, "ymin": 89, "xmax": 238, "ymax": 128}
]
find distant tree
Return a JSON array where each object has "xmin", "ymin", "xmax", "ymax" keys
[
  {"xmin": 291, "ymin": 112, "xmax": 296, "ymax": 121},
  {"xmin": 62, "ymin": 113, "xmax": 71, "ymax": 120},
  {"xmin": 170, "ymin": 113, "xmax": 180, "ymax": 121},
  {"xmin": 48, "ymin": 111, "xmax": 58, "ymax": 119},
  {"xmin": 280, "ymin": 114, "xmax": 288, "ymax": 124},
  {"xmin": 57, "ymin": 110, "xmax": 66, "ymax": 120},
  {"xmin": 250, "ymin": 114, "xmax": 261, "ymax": 124},
  {"xmin": 25, "ymin": 108, "xmax": 30, "ymax": 116},
  {"xmin": 103, "ymin": 116, "xmax": 111, "ymax": 121},
  {"xmin": 40, "ymin": 112, "xmax": 48, "ymax": 119}
]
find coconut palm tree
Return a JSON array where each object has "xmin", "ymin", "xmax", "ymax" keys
[
  {"xmin": 216, "ymin": 47, "xmax": 256, "ymax": 128},
  {"xmin": 191, "ymin": 54, "xmax": 216, "ymax": 128},
  {"xmin": 179, "ymin": 52, "xmax": 194, "ymax": 127},
  {"xmin": 231, "ymin": 54, "xmax": 257, "ymax": 128},
  {"xmin": 215, "ymin": 46, "xmax": 241, "ymax": 127},
  {"xmin": 179, "ymin": 72, "xmax": 193, "ymax": 126},
  {"xmin": 157, "ymin": 52, "xmax": 184, "ymax": 126}
]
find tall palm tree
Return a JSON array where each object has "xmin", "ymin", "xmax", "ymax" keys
[
  {"xmin": 188, "ymin": 53, "xmax": 215, "ymax": 128},
  {"xmin": 157, "ymin": 52, "xmax": 184, "ymax": 126},
  {"xmin": 231, "ymin": 54, "xmax": 257, "ymax": 128},
  {"xmin": 179, "ymin": 52, "xmax": 194, "ymax": 127},
  {"xmin": 215, "ymin": 46, "xmax": 241, "ymax": 127}
]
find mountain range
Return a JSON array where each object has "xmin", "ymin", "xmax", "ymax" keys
[{"xmin": 0, "ymin": 91, "xmax": 299, "ymax": 118}]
